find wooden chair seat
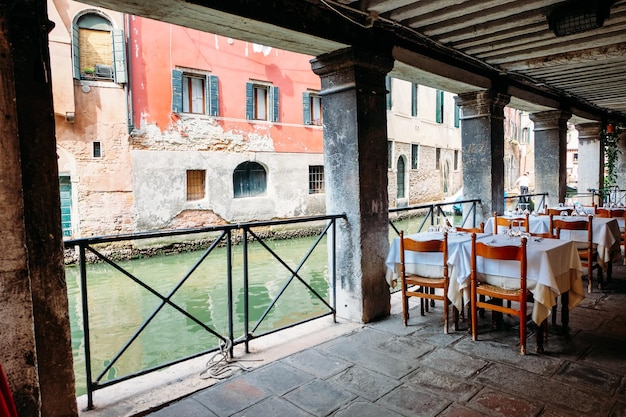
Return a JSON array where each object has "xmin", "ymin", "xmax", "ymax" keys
[
  {"xmin": 405, "ymin": 275, "xmax": 446, "ymax": 287},
  {"xmin": 477, "ymin": 282, "xmax": 524, "ymax": 297}
]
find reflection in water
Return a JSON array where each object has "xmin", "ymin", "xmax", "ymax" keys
[{"xmin": 66, "ymin": 235, "xmax": 330, "ymax": 396}]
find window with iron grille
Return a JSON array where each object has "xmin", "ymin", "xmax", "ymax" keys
[
  {"xmin": 436, "ymin": 147, "xmax": 441, "ymax": 170},
  {"xmin": 411, "ymin": 144, "xmax": 419, "ymax": 169},
  {"xmin": 454, "ymin": 150, "xmax": 459, "ymax": 170},
  {"xmin": 92, "ymin": 141, "xmax": 102, "ymax": 158},
  {"xmin": 308, "ymin": 166, "xmax": 324, "ymax": 194},
  {"xmin": 186, "ymin": 170, "xmax": 206, "ymax": 201}
]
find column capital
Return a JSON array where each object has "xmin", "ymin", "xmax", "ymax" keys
[
  {"xmin": 529, "ymin": 110, "xmax": 571, "ymax": 131},
  {"xmin": 454, "ymin": 90, "xmax": 511, "ymax": 120},
  {"xmin": 576, "ymin": 122, "xmax": 602, "ymax": 141},
  {"xmin": 311, "ymin": 46, "xmax": 394, "ymax": 75}
]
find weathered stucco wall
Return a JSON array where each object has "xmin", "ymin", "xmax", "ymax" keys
[{"xmin": 131, "ymin": 150, "xmax": 325, "ymax": 228}]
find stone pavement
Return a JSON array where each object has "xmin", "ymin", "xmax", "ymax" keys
[{"xmin": 140, "ymin": 268, "xmax": 626, "ymax": 417}]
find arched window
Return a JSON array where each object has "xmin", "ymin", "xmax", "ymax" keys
[
  {"xmin": 233, "ymin": 161, "xmax": 267, "ymax": 198},
  {"xmin": 72, "ymin": 12, "xmax": 126, "ymax": 83},
  {"xmin": 397, "ymin": 156, "xmax": 405, "ymax": 198}
]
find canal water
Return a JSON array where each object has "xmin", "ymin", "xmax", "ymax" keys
[{"xmin": 66, "ymin": 215, "xmax": 460, "ymax": 396}]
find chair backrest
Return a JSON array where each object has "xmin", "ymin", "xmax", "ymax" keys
[
  {"xmin": 553, "ymin": 217, "xmax": 593, "ymax": 258},
  {"xmin": 470, "ymin": 233, "xmax": 527, "ymax": 290},
  {"xmin": 595, "ymin": 208, "xmax": 611, "ymax": 218},
  {"xmin": 493, "ymin": 212, "xmax": 529, "ymax": 234},
  {"xmin": 456, "ymin": 222, "xmax": 485, "ymax": 233},
  {"xmin": 399, "ymin": 230, "xmax": 448, "ymax": 277},
  {"xmin": 548, "ymin": 208, "xmax": 573, "ymax": 216},
  {"xmin": 610, "ymin": 208, "xmax": 625, "ymax": 218}
]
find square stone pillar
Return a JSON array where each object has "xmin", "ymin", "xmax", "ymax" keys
[
  {"xmin": 530, "ymin": 110, "xmax": 572, "ymax": 205},
  {"xmin": 1, "ymin": 1, "xmax": 78, "ymax": 416},
  {"xmin": 576, "ymin": 123, "xmax": 602, "ymax": 206},
  {"xmin": 455, "ymin": 91, "xmax": 511, "ymax": 222},
  {"xmin": 311, "ymin": 47, "xmax": 393, "ymax": 323}
]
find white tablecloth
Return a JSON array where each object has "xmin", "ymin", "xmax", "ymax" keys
[
  {"xmin": 385, "ymin": 232, "xmax": 585, "ymax": 325},
  {"xmin": 484, "ymin": 215, "xmax": 621, "ymax": 267},
  {"xmin": 447, "ymin": 233, "xmax": 584, "ymax": 325}
]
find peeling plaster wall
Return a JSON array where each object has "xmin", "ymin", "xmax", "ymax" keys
[{"xmin": 131, "ymin": 149, "xmax": 325, "ymax": 228}]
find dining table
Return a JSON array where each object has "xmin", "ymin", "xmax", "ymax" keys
[
  {"xmin": 484, "ymin": 214, "xmax": 621, "ymax": 270},
  {"xmin": 385, "ymin": 231, "xmax": 585, "ymax": 347}
]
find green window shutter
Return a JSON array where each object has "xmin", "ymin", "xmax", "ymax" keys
[
  {"xmin": 172, "ymin": 70, "xmax": 183, "ymax": 113},
  {"xmin": 208, "ymin": 74, "xmax": 219, "ymax": 116},
  {"xmin": 111, "ymin": 29, "xmax": 127, "ymax": 84},
  {"xmin": 72, "ymin": 22, "xmax": 80, "ymax": 79},
  {"xmin": 454, "ymin": 104, "xmax": 460, "ymax": 128},
  {"xmin": 245, "ymin": 82, "xmax": 253, "ymax": 120},
  {"xmin": 411, "ymin": 83, "xmax": 417, "ymax": 117},
  {"xmin": 303, "ymin": 92, "xmax": 311, "ymax": 125},
  {"xmin": 271, "ymin": 86, "xmax": 279, "ymax": 122},
  {"xmin": 436, "ymin": 90, "xmax": 444, "ymax": 123},
  {"xmin": 385, "ymin": 76, "xmax": 392, "ymax": 110}
]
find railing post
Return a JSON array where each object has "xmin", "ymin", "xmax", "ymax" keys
[
  {"xmin": 79, "ymin": 244, "xmax": 94, "ymax": 409},
  {"xmin": 226, "ymin": 230, "xmax": 234, "ymax": 357},
  {"xmin": 242, "ymin": 228, "xmax": 250, "ymax": 353},
  {"xmin": 331, "ymin": 218, "xmax": 337, "ymax": 323}
]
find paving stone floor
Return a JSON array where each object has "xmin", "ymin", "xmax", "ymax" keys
[{"xmin": 140, "ymin": 266, "xmax": 626, "ymax": 417}]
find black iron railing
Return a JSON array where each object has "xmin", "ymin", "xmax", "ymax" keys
[
  {"xmin": 388, "ymin": 198, "xmax": 482, "ymax": 236},
  {"xmin": 504, "ymin": 192, "xmax": 548, "ymax": 213},
  {"xmin": 64, "ymin": 214, "xmax": 345, "ymax": 409}
]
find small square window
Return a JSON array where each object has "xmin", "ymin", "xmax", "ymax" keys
[
  {"xmin": 454, "ymin": 150, "xmax": 459, "ymax": 170},
  {"xmin": 186, "ymin": 170, "xmax": 206, "ymax": 201},
  {"xmin": 309, "ymin": 166, "xmax": 324, "ymax": 194},
  {"xmin": 436, "ymin": 148, "xmax": 441, "ymax": 170},
  {"xmin": 93, "ymin": 142, "xmax": 102, "ymax": 158}
]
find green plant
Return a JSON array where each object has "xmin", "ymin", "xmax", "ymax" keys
[
  {"xmin": 83, "ymin": 67, "xmax": 95, "ymax": 74},
  {"xmin": 602, "ymin": 123, "xmax": 622, "ymax": 189}
]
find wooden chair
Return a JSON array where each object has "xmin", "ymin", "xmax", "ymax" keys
[
  {"xmin": 595, "ymin": 208, "xmax": 611, "ymax": 218},
  {"xmin": 493, "ymin": 212, "xmax": 529, "ymax": 235},
  {"xmin": 399, "ymin": 230, "xmax": 451, "ymax": 333},
  {"xmin": 554, "ymin": 217, "xmax": 602, "ymax": 292},
  {"xmin": 548, "ymin": 208, "xmax": 573, "ymax": 216},
  {"xmin": 455, "ymin": 222, "xmax": 485, "ymax": 233},
  {"xmin": 469, "ymin": 233, "xmax": 530, "ymax": 355}
]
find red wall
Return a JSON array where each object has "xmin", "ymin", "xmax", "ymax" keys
[{"xmin": 129, "ymin": 17, "xmax": 323, "ymax": 153}]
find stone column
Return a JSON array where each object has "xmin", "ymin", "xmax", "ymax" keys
[
  {"xmin": 576, "ymin": 123, "xmax": 603, "ymax": 206},
  {"xmin": 530, "ymin": 110, "xmax": 572, "ymax": 206},
  {"xmin": 1, "ymin": 1, "xmax": 78, "ymax": 416},
  {"xmin": 311, "ymin": 47, "xmax": 393, "ymax": 323},
  {"xmin": 455, "ymin": 91, "xmax": 511, "ymax": 222}
]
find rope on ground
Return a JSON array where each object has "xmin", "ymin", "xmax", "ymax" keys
[{"xmin": 198, "ymin": 339, "xmax": 261, "ymax": 380}]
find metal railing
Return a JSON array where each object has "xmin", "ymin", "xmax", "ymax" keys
[
  {"xmin": 388, "ymin": 198, "xmax": 482, "ymax": 236},
  {"xmin": 64, "ymin": 214, "xmax": 345, "ymax": 409},
  {"xmin": 504, "ymin": 192, "xmax": 548, "ymax": 213},
  {"xmin": 588, "ymin": 187, "xmax": 626, "ymax": 207}
]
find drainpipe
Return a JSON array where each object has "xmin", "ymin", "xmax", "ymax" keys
[{"xmin": 124, "ymin": 13, "xmax": 134, "ymax": 134}]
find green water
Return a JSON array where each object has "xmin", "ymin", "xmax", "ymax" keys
[{"xmin": 66, "ymin": 235, "xmax": 330, "ymax": 397}]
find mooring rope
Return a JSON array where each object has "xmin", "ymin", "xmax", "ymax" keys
[{"xmin": 198, "ymin": 339, "xmax": 261, "ymax": 380}]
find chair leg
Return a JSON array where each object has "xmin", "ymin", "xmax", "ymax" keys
[
  {"xmin": 430, "ymin": 288, "xmax": 435, "ymax": 308},
  {"xmin": 551, "ymin": 302, "xmax": 557, "ymax": 326},
  {"xmin": 520, "ymin": 300, "xmax": 527, "ymax": 355},
  {"xmin": 453, "ymin": 306, "xmax": 460, "ymax": 331},
  {"xmin": 403, "ymin": 295, "xmax": 409, "ymax": 326},
  {"xmin": 420, "ymin": 295, "xmax": 425, "ymax": 316}
]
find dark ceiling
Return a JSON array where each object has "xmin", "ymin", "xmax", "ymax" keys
[{"xmin": 77, "ymin": 0, "xmax": 626, "ymax": 124}]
